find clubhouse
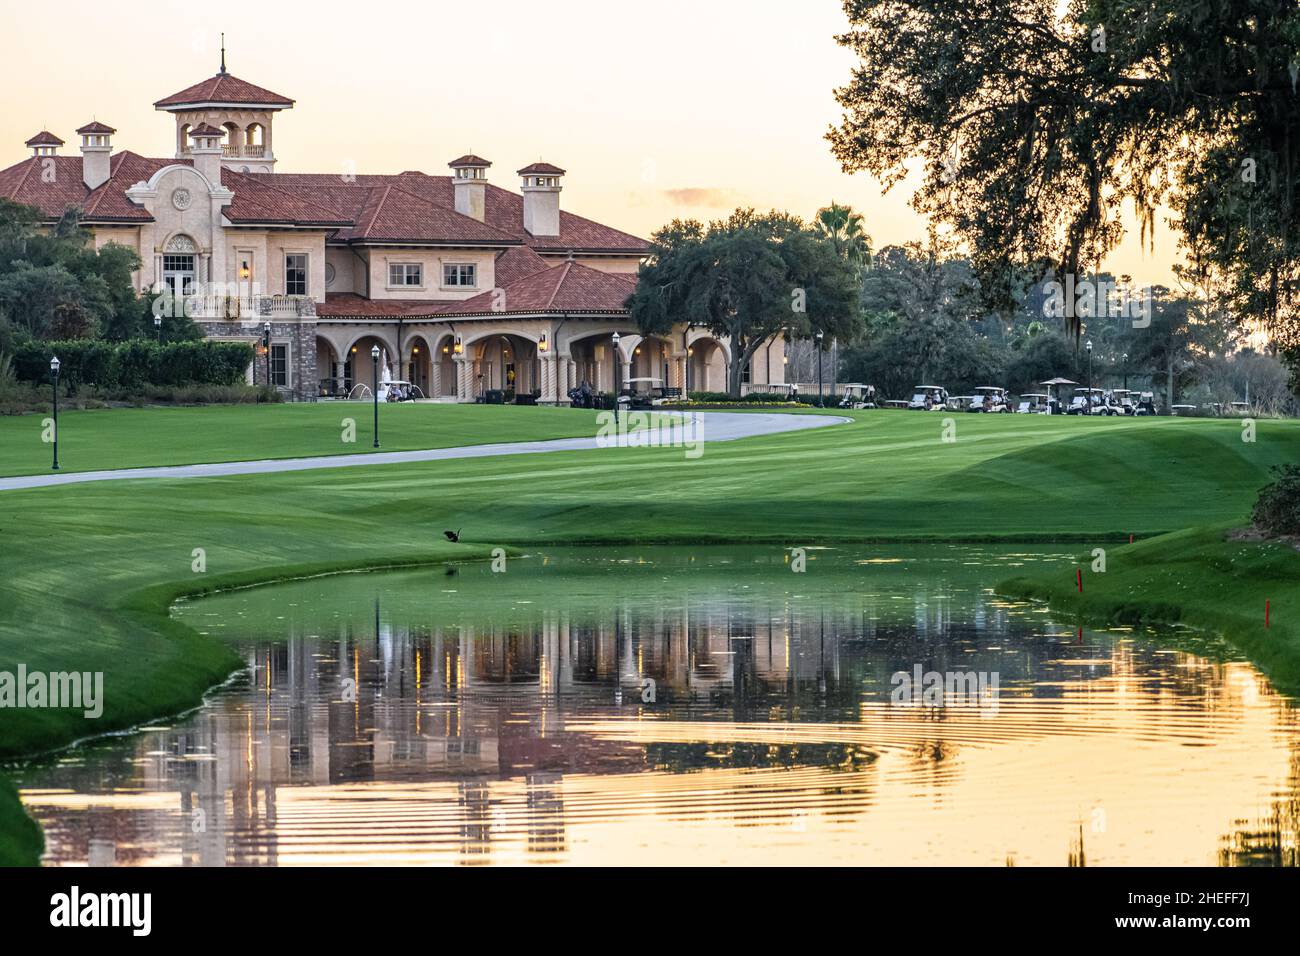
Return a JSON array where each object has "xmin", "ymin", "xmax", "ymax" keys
[{"xmin": 0, "ymin": 58, "xmax": 787, "ymax": 403}]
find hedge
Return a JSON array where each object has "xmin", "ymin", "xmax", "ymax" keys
[{"xmin": 12, "ymin": 339, "xmax": 254, "ymax": 390}]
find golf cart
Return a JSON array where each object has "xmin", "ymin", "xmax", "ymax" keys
[
  {"xmin": 908, "ymin": 385, "xmax": 949, "ymax": 410},
  {"xmin": 838, "ymin": 383, "xmax": 877, "ymax": 409},
  {"xmin": 1067, "ymin": 387, "xmax": 1106, "ymax": 415},
  {"xmin": 622, "ymin": 377, "xmax": 668, "ymax": 408},
  {"xmin": 1170, "ymin": 404, "xmax": 1198, "ymax": 416},
  {"xmin": 1134, "ymin": 391, "xmax": 1158, "ymax": 415},
  {"xmin": 947, "ymin": 395, "xmax": 976, "ymax": 411},
  {"xmin": 1110, "ymin": 389, "xmax": 1137, "ymax": 415},
  {"xmin": 1230, "ymin": 401, "xmax": 1251, "ymax": 416},
  {"xmin": 1015, "ymin": 393, "xmax": 1051, "ymax": 414},
  {"xmin": 882, "ymin": 399, "xmax": 911, "ymax": 409},
  {"xmin": 1039, "ymin": 378, "xmax": 1079, "ymax": 414},
  {"xmin": 969, "ymin": 386, "xmax": 1010, "ymax": 413}
]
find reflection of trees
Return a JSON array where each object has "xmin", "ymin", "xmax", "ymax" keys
[
  {"xmin": 1218, "ymin": 725, "xmax": 1300, "ymax": 867},
  {"xmin": 644, "ymin": 742, "xmax": 876, "ymax": 773}
]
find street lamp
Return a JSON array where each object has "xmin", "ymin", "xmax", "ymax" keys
[
  {"xmin": 262, "ymin": 321, "xmax": 272, "ymax": 390},
  {"xmin": 1085, "ymin": 339, "xmax": 1094, "ymax": 415},
  {"xmin": 153, "ymin": 314, "xmax": 163, "ymax": 343},
  {"xmin": 371, "ymin": 343, "xmax": 381, "ymax": 448},
  {"xmin": 816, "ymin": 330, "xmax": 825, "ymax": 407},
  {"xmin": 1121, "ymin": 352, "xmax": 1128, "ymax": 392},
  {"xmin": 611, "ymin": 331, "xmax": 622, "ymax": 426},
  {"xmin": 50, "ymin": 356, "xmax": 60, "ymax": 470}
]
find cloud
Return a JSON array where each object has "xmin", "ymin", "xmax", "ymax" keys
[{"xmin": 661, "ymin": 187, "xmax": 745, "ymax": 208}]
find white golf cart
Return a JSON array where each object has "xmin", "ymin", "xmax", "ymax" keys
[
  {"xmin": 1067, "ymin": 387, "xmax": 1106, "ymax": 415},
  {"xmin": 622, "ymin": 377, "xmax": 669, "ymax": 408},
  {"xmin": 1109, "ymin": 389, "xmax": 1138, "ymax": 415},
  {"xmin": 1134, "ymin": 391, "xmax": 1158, "ymax": 415},
  {"xmin": 969, "ymin": 386, "xmax": 1010, "ymax": 413},
  {"xmin": 1015, "ymin": 393, "xmax": 1051, "ymax": 414},
  {"xmin": 838, "ymin": 383, "xmax": 877, "ymax": 409},
  {"xmin": 908, "ymin": 385, "xmax": 949, "ymax": 410}
]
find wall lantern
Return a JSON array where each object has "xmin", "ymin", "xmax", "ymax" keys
[
  {"xmin": 239, "ymin": 261, "xmax": 250, "ymax": 280},
  {"xmin": 453, "ymin": 337, "xmax": 463, "ymax": 354},
  {"xmin": 412, "ymin": 346, "xmax": 420, "ymax": 355},
  {"xmin": 538, "ymin": 333, "xmax": 548, "ymax": 352}
]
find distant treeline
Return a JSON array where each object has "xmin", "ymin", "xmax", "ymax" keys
[{"xmin": 10, "ymin": 340, "xmax": 253, "ymax": 390}]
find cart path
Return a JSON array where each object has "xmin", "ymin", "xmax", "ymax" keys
[{"xmin": 0, "ymin": 411, "xmax": 850, "ymax": 492}]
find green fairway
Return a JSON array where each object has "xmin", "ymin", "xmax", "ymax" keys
[
  {"xmin": 0, "ymin": 402, "xmax": 600, "ymax": 476},
  {"xmin": 0, "ymin": 407, "xmax": 1298, "ymax": 863}
]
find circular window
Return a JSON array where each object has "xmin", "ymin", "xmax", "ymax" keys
[{"xmin": 325, "ymin": 263, "xmax": 337, "ymax": 287}]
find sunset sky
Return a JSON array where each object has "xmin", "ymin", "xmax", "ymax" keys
[{"xmin": 2, "ymin": 0, "xmax": 1179, "ymax": 284}]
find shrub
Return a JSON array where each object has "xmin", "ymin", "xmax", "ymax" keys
[
  {"xmin": 1252, "ymin": 464, "xmax": 1300, "ymax": 536},
  {"xmin": 11, "ymin": 339, "xmax": 253, "ymax": 389}
]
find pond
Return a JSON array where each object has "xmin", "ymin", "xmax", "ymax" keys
[{"xmin": 12, "ymin": 545, "xmax": 1300, "ymax": 866}]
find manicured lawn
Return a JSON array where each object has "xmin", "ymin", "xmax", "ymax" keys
[
  {"xmin": 0, "ymin": 407, "xmax": 1297, "ymax": 862},
  {"xmin": 0, "ymin": 402, "xmax": 600, "ymax": 476}
]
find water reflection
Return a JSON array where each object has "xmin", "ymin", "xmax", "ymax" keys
[{"xmin": 14, "ymin": 546, "xmax": 1300, "ymax": 866}]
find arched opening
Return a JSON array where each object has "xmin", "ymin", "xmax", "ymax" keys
[
  {"xmin": 630, "ymin": 335, "xmax": 672, "ymax": 392},
  {"xmin": 687, "ymin": 336, "xmax": 728, "ymax": 394},
  {"xmin": 433, "ymin": 333, "xmax": 459, "ymax": 397},
  {"xmin": 177, "ymin": 123, "xmax": 192, "ymax": 156},
  {"xmin": 316, "ymin": 336, "xmax": 343, "ymax": 398},
  {"xmin": 405, "ymin": 334, "xmax": 433, "ymax": 398},
  {"xmin": 245, "ymin": 123, "xmax": 264, "ymax": 157},
  {"xmin": 343, "ymin": 334, "xmax": 398, "ymax": 398},
  {"xmin": 566, "ymin": 330, "xmax": 629, "ymax": 396},
  {"xmin": 221, "ymin": 122, "xmax": 242, "ymax": 154},
  {"xmin": 471, "ymin": 333, "xmax": 540, "ymax": 403}
]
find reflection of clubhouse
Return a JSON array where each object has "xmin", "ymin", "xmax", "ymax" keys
[{"xmin": 3, "ymin": 55, "xmax": 786, "ymax": 403}]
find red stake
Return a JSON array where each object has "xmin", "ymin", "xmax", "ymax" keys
[
  {"xmin": 1076, "ymin": 568, "xmax": 1083, "ymax": 593},
  {"xmin": 1266, "ymin": 600, "xmax": 1270, "ymax": 629},
  {"xmin": 1129, "ymin": 533, "xmax": 1134, "ymax": 544},
  {"xmin": 1077, "ymin": 626, "xmax": 1083, "ymax": 644}
]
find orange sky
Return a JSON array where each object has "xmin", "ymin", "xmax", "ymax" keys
[{"xmin": 1, "ymin": 0, "xmax": 1179, "ymax": 284}]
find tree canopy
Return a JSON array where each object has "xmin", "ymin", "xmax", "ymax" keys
[
  {"xmin": 828, "ymin": 0, "xmax": 1300, "ymax": 363},
  {"xmin": 626, "ymin": 209, "xmax": 864, "ymax": 396}
]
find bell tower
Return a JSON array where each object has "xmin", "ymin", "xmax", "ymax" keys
[{"xmin": 154, "ymin": 39, "xmax": 294, "ymax": 175}]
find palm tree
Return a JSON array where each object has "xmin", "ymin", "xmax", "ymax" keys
[{"xmin": 814, "ymin": 202, "xmax": 872, "ymax": 273}]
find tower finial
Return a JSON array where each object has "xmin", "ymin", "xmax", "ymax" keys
[{"xmin": 219, "ymin": 33, "xmax": 226, "ymax": 74}]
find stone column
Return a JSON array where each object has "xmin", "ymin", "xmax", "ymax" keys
[
  {"xmin": 430, "ymin": 359, "xmax": 441, "ymax": 399},
  {"xmin": 455, "ymin": 356, "xmax": 473, "ymax": 402},
  {"xmin": 670, "ymin": 351, "xmax": 687, "ymax": 393}
]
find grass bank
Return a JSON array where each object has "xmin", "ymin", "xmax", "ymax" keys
[
  {"xmin": 0, "ymin": 402, "xmax": 599, "ymax": 476},
  {"xmin": 998, "ymin": 524, "xmax": 1300, "ymax": 693},
  {"xmin": 0, "ymin": 408, "xmax": 1297, "ymax": 862}
]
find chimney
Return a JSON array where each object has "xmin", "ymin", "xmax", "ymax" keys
[
  {"xmin": 188, "ymin": 123, "xmax": 224, "ymax": 184},
  {"xmin": 518, "ymin": 162, "xmax": 564, "ymax": 237},
  {"xmin": 449, "ymin": 154, "xmax": 490, "ymax": 222},
  {"xmin": 25, "ymin": 131, "xmax": 64, "ymax": 158},
  {"xmin": 76, "ymin": 121, "xmax": 115, "ymax": 190}
]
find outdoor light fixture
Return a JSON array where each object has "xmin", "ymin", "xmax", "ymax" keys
[
  {"xmin": 154, "ymin": 314, "xmax": 163, "ymax": 342},
  {"xmin": 1085, "ymin": 339, "xmax": 1094, "ymax": 415},
  {"xmin": 539, "ymin": 333, "xmax": 548, "ymax": 352},
  {"xmin": 611, "ymin": 332, "xmax": 622, "ymax": 424},
  {"xmin": 453, "ymin": 337, "xmax": 463, "ymax": 354},
  {"xmin": 371, "ymin": 344, "xmax": 381, "ymax": 448},
  {"xmin": 50, "ymin": 356, "xmax": 60, "ymax": 470},
  {"xmin": 263, "ymin": 321, "xmax": 272, "ymax": 389},
  {"xmin": 816, "ymin": 330, "xmax": 825, "ymax": 407},
  {"xmin": 239, "ymin": 261, "xmax": 250, "ymax": 280}
]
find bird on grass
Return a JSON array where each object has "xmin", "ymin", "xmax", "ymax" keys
[{"xmin": 443, "ymin": 529, "xmax": 462, "ymax": 542}]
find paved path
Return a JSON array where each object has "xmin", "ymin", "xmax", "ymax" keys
[{"xmin": 0, "ymin": 411, "xmax": 849, "ymax": 492}]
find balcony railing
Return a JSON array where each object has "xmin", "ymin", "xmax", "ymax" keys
[
  {"xmin": 178, "ymin": 294, "xmax": 316, "ymax": 320},
  {"xmin": 222, "ymin": 144, "xmax": 266, "ymax": 158}
]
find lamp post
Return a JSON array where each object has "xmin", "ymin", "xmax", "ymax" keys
[
  {"xmin": 50, "ymin": 356, "xmax": 60, "ymax": 470},
  {"xmin": 262, "ymin": 321, "xmax": 272, "ymax": 390},
  {"xmin": 371, "ymin": 344, "xmax": 381, "ymax": 448},
  {"xmin": 154, "ymin": 314, "xmax": 163, "ymax": 343},
  {"xmin": 1122, "ymin": 352, "xmax": 1128, "ymax": 392},
  {"xmin": 611, "ymin": 331, "xmax": 622, "ymax": 426},
  {"xmin": 1085, "ymin": 339, "xmax": 1094, "ymax": 415},
  {"xmin": 816, "ymin": 330, "xmax": 824, "ymax": 407}
]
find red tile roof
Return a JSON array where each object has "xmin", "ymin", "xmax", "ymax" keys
[
  {"xmin": 76, "ymin": 121, "xmax": 116, "ymax": 135},
  {"xmin": 220, "ymin": 170, "xmax": 353, "ymax": 226},
  {"xmin": 448, "ymin": 154, "xmax": 491, "ymax": 168},
  {"xmin": 441, "ymin": 260, "xmax": 636, "ymax": 316},
  {"xmin": 493, "ymin": 245, "xmax": 552, "ymax": 286},
  {"xmin": 318, "ymin": 293, "xmax": 452, "ymax": 319},
  {"xmin": 25, "ymin": 131, "xmax": 64, "ymax": 147},
  {"xmin": 0, "ymin": 151, "xmax": 175, "ymax": 222},
  {"xmin": 342, "ymin": 182, "xmax": 520, "ymax": 244},
  {"xmin": 189, "ymin": 123, "xmax": 225, "ymax": 137},
  {"xmin": 518, "ymin": 162, "xmax": 566, "ymax": 176},
  {"xmin": 154, "ymin": 72, "xmax": 294, "ymax": 109}
]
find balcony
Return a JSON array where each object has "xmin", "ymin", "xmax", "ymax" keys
[
  {"xmin": 223, "ymin": 144, "xmax": 266, "ymax": 158},
  {"xmin": 179, "ymin": 294, "xmax": 316, "ymax": 321}
]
